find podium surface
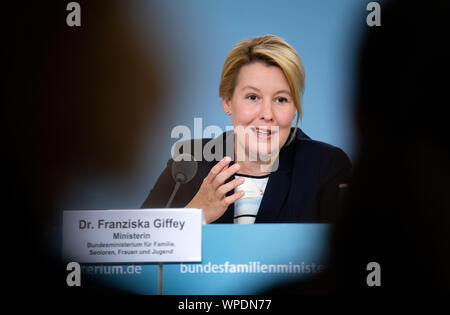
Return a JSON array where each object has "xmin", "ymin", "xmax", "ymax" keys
[{"xmin": 80, "ymin": 224, "xmax": 331, "ymax": 294}]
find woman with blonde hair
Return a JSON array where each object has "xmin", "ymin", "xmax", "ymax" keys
[{"xmin": 142, "ymin": 34, "xmax": 351, "ymax": 224}]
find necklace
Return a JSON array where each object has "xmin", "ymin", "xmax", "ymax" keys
[
  {"xmin": 241, "ymin": 178, "xmax": 267, "ymax": 197},
  {"xmin": 253, "ymin": 182, "xmax": 265, "ymax": 196}
]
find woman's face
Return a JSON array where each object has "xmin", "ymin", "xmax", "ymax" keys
[{"xmin": 222, "ymin": 62, "xmax": 297, "ymax": 162}]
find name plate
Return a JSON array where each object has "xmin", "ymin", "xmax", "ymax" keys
[{"xmin": 62, "ymin": 209, "xmax": 202, "ymax": 263}]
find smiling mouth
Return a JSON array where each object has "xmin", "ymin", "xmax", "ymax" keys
[{"xmin": 251, "ymin": 127, "xmax": 275, "ymax": 139}]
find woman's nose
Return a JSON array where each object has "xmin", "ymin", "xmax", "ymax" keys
[{"xmin": 260, "ymin": 100, "xmax": 274, "ymax": 121}]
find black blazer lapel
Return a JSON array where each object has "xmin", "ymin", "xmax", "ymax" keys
[
  {"xmin": 255, "ymin": 128, "xmax": 298, "ymax": 223},
  {"xmin": 212, "ymin": 128, "xmax": 298, "ymax": 224},
  {"xmin": 254, "ymin": 171, "xmax": 291, "ymax": 223}
]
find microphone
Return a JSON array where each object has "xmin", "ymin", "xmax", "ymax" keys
[
  {"xmin": 165, "ymin": 153, "xmax": 198, "ymax": 208},
  {"xmin": 161, "ymin": 153, "xmax": 197, "ymax": 295}
]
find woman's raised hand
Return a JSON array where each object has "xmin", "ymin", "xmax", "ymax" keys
[{"xmin": 185, "ymin": 156, "xmax": 245, "ymax": 223}]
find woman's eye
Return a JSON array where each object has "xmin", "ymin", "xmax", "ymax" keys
[
  {"xmin": 276, "ymin": 97, "xmax": 288, "ymax": 103},
  {"xmin": 246, "ymin": 94, "xmax": 258, "ymax": 101}
]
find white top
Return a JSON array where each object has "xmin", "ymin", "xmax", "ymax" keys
[{"xmin": 233, "ymin": 174, "xmax": 269, "ymax": 224}]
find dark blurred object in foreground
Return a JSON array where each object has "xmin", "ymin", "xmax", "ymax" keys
[
  {"xmin": 271, "ymin": 0, "xmax": 450, "ymax": 295},
  {"xmin": 4, "ymin": 0, "xmax": 167, "ymax": 294}
]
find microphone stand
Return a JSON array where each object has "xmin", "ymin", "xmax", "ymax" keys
[
  {"xmin": 158, "ymin": 154, "xmax": 197, "ymax": 295},
  {"xmin": 158, "ymin": 181, "xmax": 182, "ymax": 295},
  {"xmin": 158, "ymin": 262, "xmax": 163, "ymax": 295}
]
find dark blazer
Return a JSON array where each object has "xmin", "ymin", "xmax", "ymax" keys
[{"xmin": 141, "ymin": 128, "xmax": 352, "ymax": 223}]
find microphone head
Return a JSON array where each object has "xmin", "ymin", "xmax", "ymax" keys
[{"xmin": 171, "ymin": 153, "xmax": 198, "ymax": 184}]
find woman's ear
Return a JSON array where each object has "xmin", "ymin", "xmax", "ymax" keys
[{"xmin": 222, "ymin": 97, "xmax": 232, "ymax": 115}]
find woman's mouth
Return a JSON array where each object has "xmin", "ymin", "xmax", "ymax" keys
[{"xmin": 251, "ymin": 127, "xmax": 275, "ymax": 140}]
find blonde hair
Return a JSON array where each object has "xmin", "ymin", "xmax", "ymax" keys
[{"xmin": 219, "ymin": 34, "xmax": 305, "ymax": 145}]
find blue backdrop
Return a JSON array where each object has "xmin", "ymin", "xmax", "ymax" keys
[{"xmin": 58, "ymin": 0, "xmax": 368, "ymax": 212}]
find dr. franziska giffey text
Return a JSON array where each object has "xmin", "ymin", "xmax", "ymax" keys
[{"xmin": 78, "ymin": 218, "xmax": 186, "ymax": 231}]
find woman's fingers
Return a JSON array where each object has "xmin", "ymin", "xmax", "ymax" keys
[
  {"xmin": 206, "ymin": 156, "xmax": 231, "ymax": 184},
  {"xmin": 223, "ymin": 190, "xmax": 245, "ymax": 206},
  {"xmin": 212, "ymin": 163, "xmax": 240, "ymax": 189},
  {"xmin": 216, "ymin": 176, "xmax": 244, "ymax": 196}
]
